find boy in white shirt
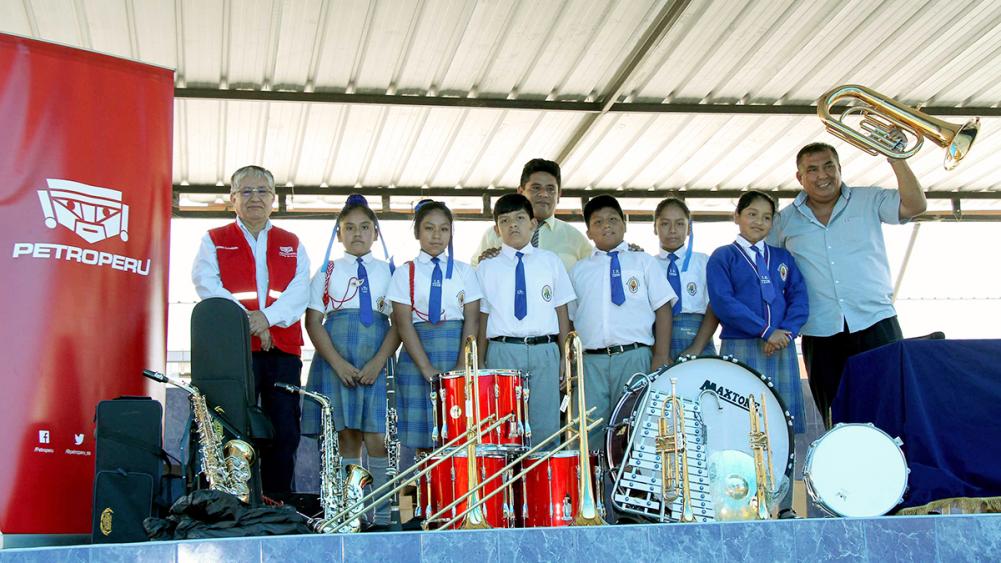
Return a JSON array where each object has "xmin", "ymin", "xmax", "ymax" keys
[
  {"xmin": 476, "ymin": 194, "xmax": 575, "ymax": 447},
  {"xmin": 571, "ymin": 195, "xmax": 675, "ymax": 443}
]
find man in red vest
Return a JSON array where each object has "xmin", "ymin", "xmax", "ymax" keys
[{"xmin": 192, "ymin": 165, "xmax": 311, "ymax": 495}]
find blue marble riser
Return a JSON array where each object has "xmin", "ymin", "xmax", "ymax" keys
[{"xmin": 2, "ymin": 514, "xmax": 998, "ymax": 563}]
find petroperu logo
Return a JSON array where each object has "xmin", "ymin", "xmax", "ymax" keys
[
  {"xmin": 39, "ymin": 178, "xmax": 130, "ymax": 243},
  {"xmin": 279, "ymin": 245, "xmax": 296, "ymax": 258},
  {"xmin": 11, "ymin": 179, "xmax": 151, "ymax": 276}
]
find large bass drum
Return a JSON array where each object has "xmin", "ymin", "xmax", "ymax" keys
[{"xmin": 606, "ymin": 356, "xmax": 796, "ymax": 520}]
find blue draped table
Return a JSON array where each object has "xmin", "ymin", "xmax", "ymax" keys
[{"xmin": 832, "ymin": 339, "xmax": 1001, "ymax": 508}]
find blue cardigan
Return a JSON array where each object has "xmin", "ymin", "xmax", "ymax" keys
[{"xmin": 707, "ymin": 242, "xmax": 809, "ymax": 341}]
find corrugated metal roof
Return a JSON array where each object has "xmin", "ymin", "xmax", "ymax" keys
[{"xmin": 4, "ymin": 0, "xmax": 1001, "ymax": 217}]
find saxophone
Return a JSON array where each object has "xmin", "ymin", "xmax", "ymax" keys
[
  {"xmin": 275, "ymin": 383, "xmax": 372, "ymax": 533},
  {"xmin": 142, "ymin": 370, "xmax": 255, "ymax": 503}
]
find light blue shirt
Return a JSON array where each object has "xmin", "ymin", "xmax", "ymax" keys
[{"xmin": 769, "ymin": 185, "xmax": 903, "ymax": 337}]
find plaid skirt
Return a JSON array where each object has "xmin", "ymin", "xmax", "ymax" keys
[
  {"xmin": 670, "ymin": 313, "xmax": 717, "ymax": 360},
  {"xmin": 302, "ymin": 309, "xmax": 389, "ymax": 436},
  {"xmin": 397, "ymin": 320, "xmax": 463, "ymax": 448},
  {"xmin": 720, "ymin": 337, "xmax": 806, "ymax": 434}
]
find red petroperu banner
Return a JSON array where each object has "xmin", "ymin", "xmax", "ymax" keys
[{"xmin": 0, "ymin": 34, "xmax": 173, "ymax": 536}]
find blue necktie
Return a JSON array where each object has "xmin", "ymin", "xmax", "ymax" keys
[
  {"xmin": 429, "ymin": 257, "xmax": 443, "ymax": 324},
  {"xmin": 667, "ymin": 253, "xmax": 682, "ymax": 315},
  {"xmin": 609, "ymin": 251, "xmax": 625, "ymax": 306},
  {"xmin": 356, "ymin": 257, "xmax": 373, "ymax": 326},
  {"xmin": 750, "ymin": 246, "xmax": 776, "ymax": 304},
  {"xmin": 514, "ymin": 251, "xmax": 527, "ymax": 320}
]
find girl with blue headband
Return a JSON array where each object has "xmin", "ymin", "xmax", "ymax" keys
[
  {"xmin": 302, "ymin": 194, "xmax": 399, "ymax": 527},
  {"xmin": 653, "ymin": 197, "xmax": 719, "ymax": 359},
  {"xmin": 386, "ymin": 200, "xmax": 482, "ymax": 450}
]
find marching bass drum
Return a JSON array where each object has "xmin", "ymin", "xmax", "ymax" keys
[
  {"xmin": 606, "ymin": 356, "xmax": 795, "ymax": 492},
  {"xmin": 804, "ymin": 423, "xmax": 909, "ymax": 517}
]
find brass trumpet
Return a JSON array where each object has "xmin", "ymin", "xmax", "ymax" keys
[
  {"xmin": 817, "ymin": 84, "xmax": 979, "ymax": 170},
  {"xmin": 748, "ymin": 394, "xmax": 775, "ymax": 520},
  {"xmin": 655, "ymin": 378, "xmax": 695, "ymax": 522}
]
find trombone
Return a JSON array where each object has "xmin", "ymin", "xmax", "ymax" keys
[
  {"xmin": 431, "ymin": 331, "xmax": 607, "ymax": 528},
  {"xmin": 323, "ymin": 412, "xmax": 511, "ymax": 530},
  {"xmin": 817, "ymin": 84, "xmax": 979, "ymax": 170},
  {"xmin": 429, "ymin": 409, "xmax": 602, "ymax": 529},
  {"xmin": 322, "ymin": 336, "xmax": 509, "ymax": 530}
]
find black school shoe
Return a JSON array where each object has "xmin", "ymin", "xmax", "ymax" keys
[{"xmin": 778, "ymin": 508, "xmax": 800, "ymax": 519}]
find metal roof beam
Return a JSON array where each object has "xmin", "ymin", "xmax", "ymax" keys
[
  {"xmin": 171, "ymin": 208, "xmax": 1001, "ymax": 223},
  {"xmin": 174, "ymin": 87, "xmax": 1001, "ymax": 117},
  {"xmin": 556, "ymin": 0, "xmax": 693, "ymax": 163},
  {"xmin": 174, "ymin": 184, "xmax": 1001, "ymax": 200}
]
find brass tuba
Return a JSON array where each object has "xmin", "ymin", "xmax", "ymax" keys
[{"xmin": 817, "ymin": 84, "xmax": 979, "ymax": 170}]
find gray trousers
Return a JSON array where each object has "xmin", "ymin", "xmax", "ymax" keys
[
  {"xmin": 579, "ymin": 347, "xmax": 651, "ymax": 446},
  {"xmin": 485, "ymin": 340, "xmax": 561, "ymax": 449}
]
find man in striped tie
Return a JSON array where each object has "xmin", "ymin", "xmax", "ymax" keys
[{"xmin": 473, "ymin": 159, "xmax": 593, "ymax": 272}]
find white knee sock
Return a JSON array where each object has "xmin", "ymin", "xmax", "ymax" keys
[{"xmin": 367, "ymin": 456, "xmax": 390, "ymax": 525}]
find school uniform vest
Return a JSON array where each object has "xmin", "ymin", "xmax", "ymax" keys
[{"xmin": 209, "ymin": 222, "xmax": 304, "ymax": 356}]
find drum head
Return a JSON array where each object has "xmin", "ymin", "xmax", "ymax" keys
[
  {"xmin": 647, "ymin": 356, "xmax": 795, "ymax": 483},
  {"xmin": 805, "ymin": 424, "xmax": 908, "ymax": 517}
]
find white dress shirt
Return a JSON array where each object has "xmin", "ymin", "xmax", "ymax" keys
[
  {"xmin": 654, "ymin": 243, "xmax": 711, "ymax": 315},
  {"xmin": 476, "ymin": 244, "xmax": 576, "ymax": 339},
  {"xmin": 387, "ymin": 251, "xmax": 482, "ymax": 323},
  {"xmin": 570, "ymin": 241, "xmax": 676, "ymax": 349},
  {"xmin": 307, "ymin": 252, "xmax": 394, "ymax": 316},
  {"xmin": 192, "ymin": 219, "xmax": 311, "ymax": 328}
]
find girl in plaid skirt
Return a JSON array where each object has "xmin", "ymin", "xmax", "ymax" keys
[
  {"xmin": 652, "ymin": 197, "xmax": 719, "ymax": 360},
  {"xmin": 387, "ymin": 200, "xmax": 483, "ymax": 450},
  {"xmin": 707, "ymin": 191, "xmax": 809, "ymax": 517},
  {"xmin": 303, "ymin": 194, "xmax": 400, "ymax": 526}
]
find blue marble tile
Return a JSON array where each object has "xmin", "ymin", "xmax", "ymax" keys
[
  {"xmin": 720, "ymin": 520, "xmax": 797, "ymax": 563},
  {"xmin": 86, "ymin": 541, "xmax": 178, "ymax": 563},
  {"xmin": 646, "ymin": 522, "xmax": 723, "ymax": 563},
  {"xmin": 793, "ymin": 518, "xmax": 865, "ymax": 562},
  {"xmin": 0, "ymin": 546, "xmax": 89, "ymax": 563},
  {"xmin": 263, "ymin": 535, "xmax": 341, "ymax": 563},
  {"xmin": 421, "ymin": 529, "xmax": 499, "ymax": 563},
  {"xmin": 495, "ymin": 527, "xmax": 578, "ymax": 563},
  {"xmin": 571, "ymin": 524, "xmax": 649, "ymax": 562},
  {"xmin": 344, "ymin": 531, "xmax": 419, "ymax": 563},
  {"xmin": 864, "ymin": 516, "xmax": 936, "ymax": 562},
  {"xmin": 935, "ymin": 514, "xmax": 1001, "ymax": 562},
  {"xmin": 176, "ymin": 537, "xmax": 261, "ymax": 563}
]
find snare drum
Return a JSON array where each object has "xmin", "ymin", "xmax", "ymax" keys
[
  {"xmin": 804, "ymin": 423, "xmax": 909, "ymax": 517},
  {"xmin": 433, "ymin": 370, "xmax": 527, "ymax": 451},
  {"xmin": 516, "ymin": 451, "xmax": 599, "ymax": 527},
  {"xmin": 419, "ymin": 448, "xmax": 513, "ymax": 529}
]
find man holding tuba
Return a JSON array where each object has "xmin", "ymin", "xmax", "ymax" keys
[{"xmin": 769, "ymin": 144, "xmax": 926, "ymax": 429}]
